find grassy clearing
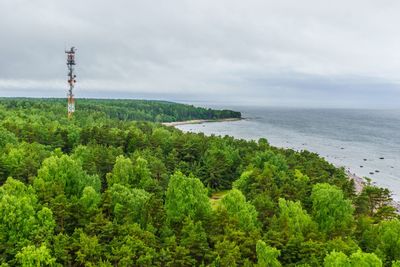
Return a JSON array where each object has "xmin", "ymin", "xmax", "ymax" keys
[{"xmin": 210, "ymin": 190, "xmax": 229, "ymax": 209}]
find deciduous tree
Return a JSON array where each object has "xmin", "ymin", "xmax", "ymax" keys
[
  {"xmin": 256, "ymin": 240, "xmax": 281, "ymax": 267},
  {"xmin": 165, "ymin": 171, "xmax": 211, "ymax": 224},
  {"xmin": 311, "ymin": 183, "xmax": 354, "ymax": 236},
  {"xmin": 220, "ymin": 189, "xmax": 259, "ymax": 232}
]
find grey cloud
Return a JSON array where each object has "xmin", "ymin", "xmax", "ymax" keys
[{"xmin": 1, "ymin": 0, "xmax": 400, "ymax": 108}]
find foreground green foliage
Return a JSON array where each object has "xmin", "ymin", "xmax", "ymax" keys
[{"xmin": 0, "ymin": 98, "xmax": 398, "ymax": 266}]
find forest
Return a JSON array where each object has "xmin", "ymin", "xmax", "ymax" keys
[
  {"xmin": 0, "ymin": 98, "xmax": 399, "ymax": 266},
  {"xmin": 0, "ymin": 98, "xmax": 241, "ymax": 122}
]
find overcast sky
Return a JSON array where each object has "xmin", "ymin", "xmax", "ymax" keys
[{"xmin": 1, "ymin": 0, "xmax": 400, "ymax": 108}]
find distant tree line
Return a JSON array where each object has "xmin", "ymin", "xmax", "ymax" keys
[{"xmin": 0, "ymin": 98, "xmax": 241, "ymax": 122}]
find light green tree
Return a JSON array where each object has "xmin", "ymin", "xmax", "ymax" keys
[
  {"xmin": 324, "ymin": 250, "xmax": 382, "ymax": 267},
  {"xmin": 34, "ymin": 155, "xmax": 100, "ymax": 199},
  {"xmin": 277, "ymin": 198, "xmax": 315, "ymax": 239},
  {"xmin": 109, "ymin": 183, "xmax": 150, "ymax": 225},
  {"xmin": 256, "ymin": 240, "xmax": 281, "ymax": 267},
  {"xmin": 165, "ymin": 171, "xmax": 211, "ymax": 223},
  {"xmin": 0, "ymin": 178, "xmax": 55, "ymax": 259},
  {"xmin": 324, "ymin": 251, "xmax": 351, "ymax": 267},
  {"xmin": 133, "ymin": 156, "xmax": 154, "ymax": 190},
  {"xmin": 0, "ymin": 127, "xmax": 17, "ymax": 149},
  {"xmin": 220, "ymin": 189, "xmax": 259, "ymax": 231},
  {"xmin": 79, "ymin": 186, "xmax": 101, "ymax": 213},
  {"xmin": 311, "ymin": 183, "xmax": 354, "ymax": 236},
  {"xmin": 106, "ymin": 155, "xmax": 135, "ymax": 187},
  {"xmin": 349, "ymin": 250, "xmax": 382, "ymax": 266},
  {"xmin": 375, "ymin": 219, "xmax": 400, "ymax": 264},
  {"xmin": 78, "ymin": 186, "xmax": 101, "ymax": 225},
  {"xmin": 1, "ymin": 142, "xmax": 50, "ymax": 183},
  {"xmin": 106, "ymin": 155, "xmax": 154, "ymax": 190},
  {"xmin": 16, "ymin": 244, "xmax": 56, "ymax": 267},
  {"xmin": 233, "ymin": 170, "xmax": 254, "ymax": 195}
]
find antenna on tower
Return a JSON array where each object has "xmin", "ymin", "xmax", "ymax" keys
[{"xmin": 65, "ymin": 47, "xmax": 76, "ymax": 119}]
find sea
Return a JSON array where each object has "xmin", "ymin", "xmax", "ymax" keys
[{"xmin": 176, "ymin": 106, "xmax": 400, "ymax": 201}]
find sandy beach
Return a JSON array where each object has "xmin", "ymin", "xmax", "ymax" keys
[
  {"xmin": 346, "ymin": 169, "xmax": 400, "ymax": 213},
  {"xmin": 162, "ymin": 117, "xmax": 242, "ymax": 127},
  {"xmin": 346, "ymin": 169, "xmax": 365, "ymax": 194}
]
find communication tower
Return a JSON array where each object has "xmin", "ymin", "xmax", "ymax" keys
[{"xmin": 65, "ymin": 47, "xmax": 76, "ymax": 119}]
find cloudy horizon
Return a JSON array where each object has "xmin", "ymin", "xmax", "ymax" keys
[{"xmin": 1, "ymin": 0, "xmax": 400, "ymax": 108}]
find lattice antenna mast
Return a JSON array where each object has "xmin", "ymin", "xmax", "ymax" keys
[{"xmin": 65, "ymin": 47, "xmax": 76, "ymax": 119}]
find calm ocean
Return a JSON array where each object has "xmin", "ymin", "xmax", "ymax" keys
[{"xmin": 176, "ymin": 106, "xmax": 400, "ymax": 200}]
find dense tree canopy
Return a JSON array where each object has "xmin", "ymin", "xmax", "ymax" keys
[{"xmin": 0, "ymin": 98, "xmax": 398, "ymax": 266}]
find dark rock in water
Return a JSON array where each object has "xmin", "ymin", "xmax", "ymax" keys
[
  {"xmin": 375, "ymin": 170, "xmax": 380, "ymax": 173},
  {"xmin": 363, "ymin": 159, "xmax": 367, "ymax": 161},
  {"xmin": 391, "ymin": 166, "xmax": 394, "ymax": 168},
  {"xmin": 360, "ymin": 166, "xmax": 364, "ymax": 168},
  {"xmin": 369, "ymin": 172, "xmax": 374, "ymax": 175},
  {"xmin": 379, "ymin": 157, "xmax": 384, "ymax": 160},
  {"xmin": 341, "ymin": 147, "xmax": 344, "ymax": 150}
]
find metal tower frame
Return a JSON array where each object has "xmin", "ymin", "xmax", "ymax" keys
[{"xmin": 65, "ymin": 47, "xmax": 76, "ymax": 119}]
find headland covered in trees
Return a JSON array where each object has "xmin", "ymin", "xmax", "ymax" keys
[
  {"xmin": 0, "ymin": 98, "xmax": 241, "ymax": 123},
  {"xmin": 0, "ymin": 98, "xmax": 399, "ymax": 266}
]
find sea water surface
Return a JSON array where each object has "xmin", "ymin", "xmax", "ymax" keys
[{"xmin": 176, "ymin": 106, "xmax": 400, "ymax": 200}]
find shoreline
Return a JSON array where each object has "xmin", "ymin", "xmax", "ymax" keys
[
  {"xmin": 162, "ymin": 117, "xmax": 242, "ymax": 127},
  {"xmin": 345, "ymin": 169, "xmax": 365, "ymax": 194},
  {"xmin": 345, "ymin": 169, "xmax": 400, "ymax": 213},
  {"xmin": 169, "ymin": 118, "xmax": 400, "ymax": 213}
]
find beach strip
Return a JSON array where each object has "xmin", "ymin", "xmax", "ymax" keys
[{"xmin": 162, "ymin": 117, "xmax": 242, "ymax": 127}]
